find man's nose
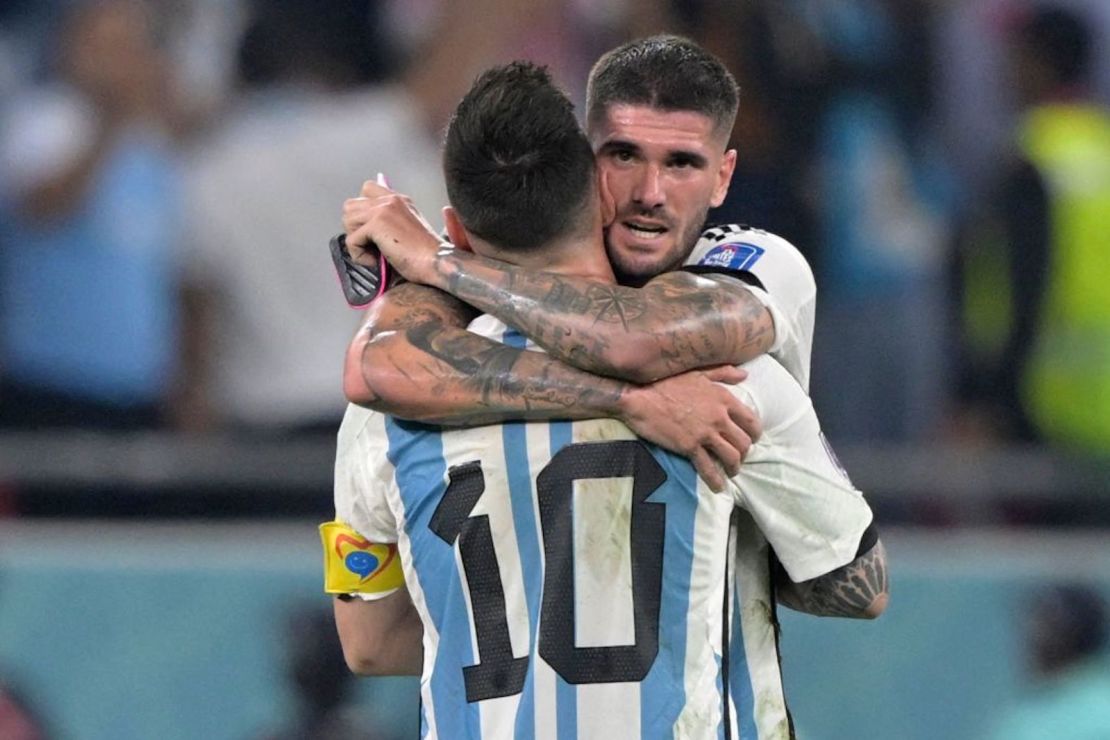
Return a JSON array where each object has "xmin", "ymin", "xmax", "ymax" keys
[{"xmin": 632, "ymin": 163, "xmax": 665, "ymax": 210}]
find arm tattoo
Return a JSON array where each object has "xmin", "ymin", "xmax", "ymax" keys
[
  {"xmin": 355, "ymin": 283, "xmax": 627, "ymax": 424},
  {"xmin": 437, "ymin": 250, "xmax": 774, "ymax": 379},
  {"xmin": 400, "ymin": 323, "xmax": 626, "ymax": 423},
  {"xmin": 778, "ymin": 541, "xmax": 889, "ymax": 619}
]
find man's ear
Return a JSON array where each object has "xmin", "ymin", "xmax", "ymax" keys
[
  {"xmin": 598, "ymin": 168, "xmax": 616, "ymax": 226},
  {"xmin": 443, "ymin": 206, "xmax": 472, "ymax": 252},
  {"xmin": 710, "ymin": 148, "xmax": 737, "ymax": 208}
]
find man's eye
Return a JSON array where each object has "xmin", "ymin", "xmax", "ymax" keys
[{"xmin": 613, "ymin": 150, "xmax": 634, "ymax": 162}]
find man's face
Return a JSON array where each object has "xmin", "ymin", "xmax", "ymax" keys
[{"xmin": 591, "ymin": 104, "xmax": 736, "ymax": 286}]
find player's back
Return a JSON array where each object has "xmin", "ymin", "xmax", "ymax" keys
[
  {"xmin": 376, "ymin": 409, "xmax": 732, "ymax": 739},
  {"xmin": 336, "ymin": 324, "xmax": 871, "ymax": 739}
]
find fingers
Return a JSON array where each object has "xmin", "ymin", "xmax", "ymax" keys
[
  {"xmin": 728, "ymin": 398, "xmax": 762, "ymax": 443},
  {"xmin": 701, "ymin": 365, "xmax": 748, "ymax": 385},
  {"xmin": 690, "ymin": 448, "xmax": 726, "ymax": 493},
  {"xmin": 343, "ymin": 197, "xmax": 370, "ymax": 235},
  {"xmin": 713, "ymin": 424, "xmax": 749, "ymax": 477},
  {"xmin": 360, "ymin": 179, "xmax": 391, "ymax": 197}
]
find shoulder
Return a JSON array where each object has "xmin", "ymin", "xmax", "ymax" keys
[
  {"xmin": 685, "ymin": 224, "xmax": 809, "ymax": 276},
  {"xmin": 732, "ymin": 355, "xmax": 811, "ymax": 432},
  {"xmin": 336, "ymin": 403, "xmax": 381, "ymax": 458}
]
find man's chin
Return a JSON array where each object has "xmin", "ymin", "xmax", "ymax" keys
[{"xmin": 607, "ymin": 243, "xmax": 678, "ymax": 286}]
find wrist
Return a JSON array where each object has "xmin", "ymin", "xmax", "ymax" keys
[{"xmin": 613, "ymin": 382, "xmax": 641, "ymax": 423}]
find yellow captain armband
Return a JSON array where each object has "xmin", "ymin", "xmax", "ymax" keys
[{"xmin": 319, "ymin": 520, "xmax": 405, "ymax": 597}]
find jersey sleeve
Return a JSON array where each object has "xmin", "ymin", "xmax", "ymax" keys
[
  {"xmin": 684, "ymin": 225, "xmax": 816, "ymax": 391},
  {"xmin": 331, "ymin": 404, "xmax": 402, "ymax": 600},
  {"xmin": 726, "ymin": 357, "xmax": 872, "ymax": 583}
]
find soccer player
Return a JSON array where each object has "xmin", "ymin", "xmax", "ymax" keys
[
  {"xmin": 329, "ymin": 61, "xmax": 885, "ymax": 739},
  {"xmin": 339, "ymin": 36, "xmax": 816, "ymax": 492}
]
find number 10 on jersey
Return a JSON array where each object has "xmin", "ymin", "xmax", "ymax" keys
[{"xmin": 429, "ymin": 441, "xmax": 668, "ymax": 702}]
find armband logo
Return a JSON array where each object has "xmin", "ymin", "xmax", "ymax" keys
[
  {"xmin": 699, "ymin": 242, "xmax": 765, "ymax": 271},
  {"xmin": 319, "ymin": 520, "xmax": 405, "ymax": 595}
]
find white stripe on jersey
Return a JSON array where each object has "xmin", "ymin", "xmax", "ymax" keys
[
  {"xmin": 578, "ymin": 680, "xmax": 641, "ymax": 737},
  {"xmin": 568, "ymin": 420, "xmax": 643, "ymax": 738},
  {"xmin": 573, "ymin": 475, "xmax": 635, "ymax": 647}
]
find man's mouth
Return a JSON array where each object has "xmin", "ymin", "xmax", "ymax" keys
[{"xmin": 621, "ymin": 219, "xmax": 669, "ymax": 241}]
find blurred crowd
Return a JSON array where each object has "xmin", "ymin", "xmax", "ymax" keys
[{"xmin": 1, "ymin": 0, "xmax": 1109, "ymax": 457}]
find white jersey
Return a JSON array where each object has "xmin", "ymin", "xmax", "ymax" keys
[
  {"xmin": 684, "ymin": 225, "xmax": 817, "ymax": 392},
  {"xmin": 334, "ymin": 319, "xmax": 871, "ymax": 739}
]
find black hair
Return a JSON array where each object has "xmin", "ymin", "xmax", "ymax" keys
[
  {"xmin": 586, "ymin": 35, "xmax": 739, "ymax": 139},
  {"xmin": 443, "ymin": 61, "xmax": 596, "ymax": 253}
]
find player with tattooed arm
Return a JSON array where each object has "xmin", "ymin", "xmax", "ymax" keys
[{"xmin": 327, "ymin": 61, "xmax": 886, "ymax": 739}]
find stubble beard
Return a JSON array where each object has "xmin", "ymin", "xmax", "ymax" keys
[{"xmin": 605, "ymin": 204, "xmax": 710, "ymax": 287}]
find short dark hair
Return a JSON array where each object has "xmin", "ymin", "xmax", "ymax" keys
[
  {"xmin": 443, "ymin": 61, "xmax": 596, "ymax": 253},
  {"xmin": 1019, "ymin": 6, "xmax": 1092, "ymax": 85},
  {"xmin": 586, "ymin": 35, "xmax": 739, "ymax": 139}
]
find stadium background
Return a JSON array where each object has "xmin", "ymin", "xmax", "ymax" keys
[{"xmin": 1, "ymin": 0, "xmax": 1109, "ymax": 738}]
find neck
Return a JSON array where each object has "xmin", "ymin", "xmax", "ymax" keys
[{"xmin": 476, "ymin": 229, "xmax": 615, "ymax": 284}]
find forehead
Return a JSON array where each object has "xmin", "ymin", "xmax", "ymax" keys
[{"xmin": 590, "ymin": 103, "xmax": 721, "ymax": 154}]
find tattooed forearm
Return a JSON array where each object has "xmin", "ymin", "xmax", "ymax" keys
[
  {"xmin": 777, "ymin": 541, "xmax": 889, "ymax": 619},
  {"xmin": 349, "ymin": 281, "xmax": 633, "ymax": 424},
  {"xmin": 436, "ymin": 250, "xmax": 774, "ymax": 382}
]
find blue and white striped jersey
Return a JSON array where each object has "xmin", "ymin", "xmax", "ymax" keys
[{"xmin": 335, "ymin": 317, "xmax": 870, "ymax": 739}]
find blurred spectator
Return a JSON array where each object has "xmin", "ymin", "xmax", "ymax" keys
[
  {"xmin": 0, "ymin": 0, "xmax": 187, "ymax": 430},
  {"xmin": 750, "ymin": 0, "xmax": 956, "ymax": 444},
  {"xmin": 179, "ymin": 0, "xmax": 548, "ymax": 434},
  {"xmin": 686, "ymin": 2, "xmax": 818, "ymax": 250},
  {"xmin": 255, "ymin": 605, "xmax": 380, "ymax": 740},
  {"xmin": 956, "ymin": 4, "xmax": 1110, "ymax": 453},
  {"xmin": 984, "ymin": 583, "xmax": 1110, "ymax": 739}
]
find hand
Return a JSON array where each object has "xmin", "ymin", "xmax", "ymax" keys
[
  {"xmin": 341, "ymin": 180, "xmax": 443, "ymax": 284},
  {"xmin": 618, "ymin": 366, "xmax": 762, "ymax": 492}
]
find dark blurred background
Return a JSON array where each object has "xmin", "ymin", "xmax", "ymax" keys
[{"xmin": 0, "ymin": 0, "xmax": 1108, "ymax": 738}]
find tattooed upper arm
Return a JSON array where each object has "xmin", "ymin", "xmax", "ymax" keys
[
  {"xmin": 428, "ymin": 249, "xmax": 776, "ymax": 382},
  {"xmin": 363, "ymin": 282, "xmax": 478, "ymax": 340},
  {"xmin": 775, "ymin": 540, "xmax": 890, "ymax": 619},
  {"xmin": 344, "ymin": 281, "xmax": 627, "ymax": 423}
]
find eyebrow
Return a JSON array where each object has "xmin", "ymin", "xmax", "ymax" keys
[
  {"xmin": 598, "ymin": 140, "xmax": 640, "ymax": 156},
  {"xmin": 667, "ymin": 150, "xmax": 708, "ymax": 168}
]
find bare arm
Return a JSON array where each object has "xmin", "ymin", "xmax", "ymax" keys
[
  {"xmin": 347, "ymin": 282, "xmax": 627, "ymax": 424},
  {"xmin": 430, "ymin": 250, "xmax": 774, "ymax": 383},
  {"xmin": 774, "ymin": 540, "xmax": 890, "ymax": 620},
  {"xmin": 333, "ymin": 591, "xmax": 424, "ymax": 676},
  {"xmin": 346, "ymin": 282, "xmax": 759, "ymax": 490},
  {"xmin": 348, "ymin": 185, "xmax": 774, "ymax": 384}
]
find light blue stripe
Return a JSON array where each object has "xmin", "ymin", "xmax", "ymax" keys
[
  {"xmin": 386, "ymin": 418, "xmax": 482, "ymax": 739},
  {"xmin": 548, "ymin": 420, "xmax": 578, "ymax": 740},
  {"xmin": 730, "ymin": 573, "xmax": 757, "ymax": 740},
  {"xmin": 716, "ymin": 653, "xmax": 726, "ymax": 740},
  {"xmin": 640, "ymin": 448, "xmax": 698, "ymax": 736}
]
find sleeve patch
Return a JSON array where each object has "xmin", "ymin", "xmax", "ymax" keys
[
  {"xmin": 320, "ymin": 520, "xmax": 405, "ymax": 595},
  {"xmin": 696, "ymin": 242, "xmax": 765, "ymax": 271}
]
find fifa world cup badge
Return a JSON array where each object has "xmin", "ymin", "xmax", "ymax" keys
[{"xmin": 319, "ymin": 520, "xmax": 405, "ymax": 596}]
